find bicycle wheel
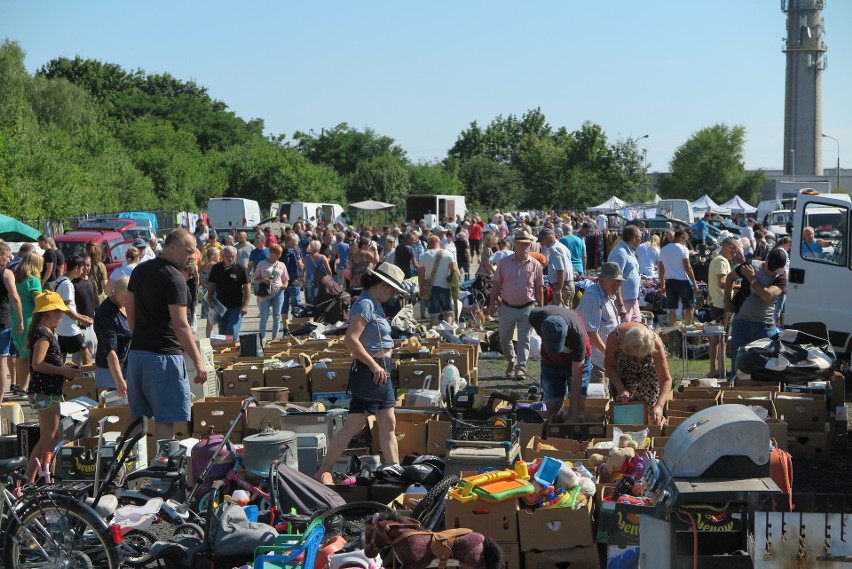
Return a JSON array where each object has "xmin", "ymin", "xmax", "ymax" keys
[
  {"xmin": 411, "ymin": 474, "xmax": 459, "ymax": 531},
  {"xmin": 121, "ymin": 529, "xmax": 157, "ymax": 567},
  {"xmin": 4, "ymin": 497, "xmax": 120, "ymax": 569}
]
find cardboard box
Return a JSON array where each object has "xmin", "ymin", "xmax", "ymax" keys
[
  {"xmin": 524, "ymin": 436, "xmax": 586, "ymax": 462},
  {"xmin": 58, "ymin": 438, "xmax": 115, "ymax": 481},
  {"xmin": 516, "ymin": 423, "xmax": 544, "ymax": 456},
  {"xmin": 311, "ymin": 363, "xmax": 351, "ymax": 393},
  {"xmin": 192, "ymin": 397, "xmax": 246, "ymax": 434},
  {"xmin": 596, "ymin": 485, "xmax": 652, "ymax": 546},
  {"xmin": 397, "ymin": 359, "xmax": 441, "ymax": 390},
  {"xmin": 774, "ymin": 393, "xmax": 826, "ymax": 431},
  {"xmin": 426, "ymin": 418, "xmax": 452, "ymax": 457},
  {"xmin": 721, "ymin": 392, "xmax": 777, "ymax": 420},
  {"xmin": 787, "ymin": 430, "xmax": 831, "ymax": 461},
  {"xmin": 245, "ymin": 405, "xmax": 287, "ymax": 432},
  {"xmin": 221, "ymin": 365, "xmax": 265, "ymax": 396},
  {"xmin": 499, "ymin": 542, "xmax": 521, "ymax": 569},
  {"xmin": 434, "ymin": 349, "xmax": 471, "ymax": 379},
  {"xmin": 395, "ymin": 413, "xmax": 428, "ymax": 456},
  {"xmin": 145, "ymin": 421, "xmax": 191, "ymax": 459},
  {"xmin": 311, "ymin": 391, "xmax": 351, "ymax": 410},
  {"xmin": 766, "ymin": 419, "xmax": 788, "ymax": 451},
  {"xmin": 63, "ymin": 375, "xmax": 98, "ymax": 402},
  {"xmin": 667, "ymin": 398, "xmax": 717, "ymax": 414},
  {"xmin": 546, "ymin": 420, "xmax": 606, "ymax": 441},
  {"xmin": 522, "ymin": 545, "xmax": 600, "ymax": 569},
  {"xmin": 445, "ymin": 496, "xmax": 519, "ymax": 544},
  {"xmin": 674, "ymin": 388, "xmax": 720, "ymax": 400},
  {"xmin": 732, "ymin": 379, "xmax": 782, "ymax": 392},
  {"xmin": 87, "ymin": 405, "xmax": 134, "ymax": 436},
  {"xmin": 518, "ymin": 500, "xmax": 594, "ymax": 551},
  {"xmin": 265, "ymin": 359, "xmax": 312, "ymax": 399}
]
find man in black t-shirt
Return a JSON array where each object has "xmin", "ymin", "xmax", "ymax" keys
[
  {"xmin": 38, "ymin": 234, "xmax": 65, "ymax": 287},
  {"xmin": 207, "ymin": 246, "xmax": 250, "ymax": 338},
  {"xmin": 393, "ymin": 233, "xmax": 419, "ymax": 278},
  {"xmin": 126, "ymin": 229, "xmax": 208, "ymax": 441}
]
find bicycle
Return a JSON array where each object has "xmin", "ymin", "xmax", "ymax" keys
[{"xmin": 0, "ymin": 456, "xmax": 121, "ymax": 569}]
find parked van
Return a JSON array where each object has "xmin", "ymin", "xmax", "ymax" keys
[
  {"xmin": 271, "ymin": 202, "xmax": 347, "ymax": 226},
  {"xmin": 786, "ymin": 192, "xmax": 851, "ymax": 359},
  {"xmin": 207, "ymin": 198, "xmax": 262, "ymax": 231},
  {"xmin": 655, "ymin": 199, "xmax": 694, "ymax": 223}
]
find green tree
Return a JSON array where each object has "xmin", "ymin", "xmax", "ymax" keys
[
  {"xmin": 457, "ymin": 156, "xmax": 524, "ymax": 211},
  {"xmin": 448, "ymin": 107, "xmax": 551, "ymax": 165},
  {"xmin": 293, "ymin": 123, "xmax": 407, "ymax": 177},
  {"xmin": 348, "ymin": 155, "xmax": 411, "ymax": 206},
  {"xmin": 408, "ymin": 162, "xmax": 464, "ymax": 196},
  {"xmin": 659, "ymin": 124, "xmax": 767, "ymax": 203}
]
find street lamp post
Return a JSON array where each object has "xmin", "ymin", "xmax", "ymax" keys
[{"xmin": 822, "ymin": 134, "xmax": 841, "ymax": 191}]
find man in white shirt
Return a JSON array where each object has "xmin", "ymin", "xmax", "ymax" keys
[
  {"xmin": 235, "ymin": 231, "xmax": 255, "ymax": 269},
  {"xmin": 596, "ymin": 212, "xmax": 608, "ymax": 234},
  {"xmin": 538, "ymin": 228, "xmax": 574, "ymax": 308},
  {"xmin": 135, "ymin": 238, "xmax": 156, "ymax": 263},
  {"xmin": 55, "ymin": 255, "xmax": 94, "ymax": 362},
  {"xmin": 658, "ymin": 229, "xmax": 699, "ymax": 325}
]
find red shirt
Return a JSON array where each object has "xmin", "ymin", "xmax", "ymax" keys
[{"xmin": 468, "ymin": 223, "xmax": 482, "ymax": 241}]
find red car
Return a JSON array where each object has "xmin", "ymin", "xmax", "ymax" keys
[
  {"xmin": 78, "ymin": 218, "xmax": 139, "ymax": 242},
  {"xmin": 55, "ymin": 230, "xmax": 132, "ymax": 272}
]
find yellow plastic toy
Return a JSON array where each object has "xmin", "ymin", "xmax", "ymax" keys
[{"xmin": 448, "ymin": 462, "xmax": 534, "ymax": 503}]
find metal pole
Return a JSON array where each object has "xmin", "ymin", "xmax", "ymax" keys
[
  {"xmin": 790, "ymin": 149, "xmax": 796, "ymax": 180},
  {"xmin": 822, "ymin": 134, "xmax": 840, "ymax": 191}
]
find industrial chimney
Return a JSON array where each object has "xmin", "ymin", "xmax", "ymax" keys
[{"xmin": 782, "ymin": 0, "xmax": 827, "ymax": 177}]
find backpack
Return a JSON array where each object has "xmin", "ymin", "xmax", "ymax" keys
[{"xmin": 45, "ymin": 275, "xmax": 68, "ymax": 293}]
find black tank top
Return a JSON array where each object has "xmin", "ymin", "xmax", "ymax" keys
[{"xmin": 0, "ymin": 266, "xmax": 10, "ymax": 329}]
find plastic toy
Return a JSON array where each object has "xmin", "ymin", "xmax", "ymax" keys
[{"xmin": 448, "ymin": 462, "xmax": 534, "ymax": 503}]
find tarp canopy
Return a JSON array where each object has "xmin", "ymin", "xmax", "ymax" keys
[
  {"xmin": 644, "ymin": 193, "xmax": 662, "ymax": 205},
  {"xmin": 348, "ymin": 200, "xmax": 395, "ymax": 211},
  {"xmin": 0, "ymin": 214, "xmax": 40, "ymax": 242},
  {"xmin": 589, "ymin": 196, "xmax": 628, "ymax": 212},
  {"xmin": 719, "ymin": 195, "xmax": 757, "ymax": 214},
  {"xmin": 691, "ymin": 194, "xmax": 731, "ymax": 216}
]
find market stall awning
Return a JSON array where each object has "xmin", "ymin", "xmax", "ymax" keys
[
  {"xmin": 589, "ymin": 196, "xmax": 628, "ymax": 212},
  {"xmin": 348, "ymin": 200, "xmax": 396, "ymax": 211},
  {"xmin": 719, "ymin": 195, "xmax": 757, "ymax": 214},
  {"xmin": 0, "ymin": 214, "xmax": 40, "ymax": 242},
  {"xmin": 691, "ymin": 194, "xmax": 731, "ymax": 216}
]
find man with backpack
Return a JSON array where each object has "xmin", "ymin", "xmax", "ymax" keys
[
  {"xmin": 54, "ymin": 256, "xmax": 95, "ymax": 362},
  {"xmin": 282, "ymin": 235, "xmax": 304, "ymax": 318}
]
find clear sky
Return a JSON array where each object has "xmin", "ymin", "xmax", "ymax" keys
[{"xmin": 2, "ymin": 0, "xmax": 850, "ymax": 173}]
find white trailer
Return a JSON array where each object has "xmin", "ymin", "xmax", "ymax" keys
[{"xmin": 405, "ymin": 194, "xmax": 467, "ymax": 228}]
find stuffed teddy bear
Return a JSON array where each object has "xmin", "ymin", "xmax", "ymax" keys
[{"xmin": 606, "ymin": 446, "xmax": 636, "ymax": 475}]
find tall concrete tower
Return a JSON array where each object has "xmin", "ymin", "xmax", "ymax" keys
[{"xmin": 782, "ymin": 0, "xmax": 827, "ymax": 176}]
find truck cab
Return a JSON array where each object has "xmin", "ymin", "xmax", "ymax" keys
[{"xmin": 786, "ymin": 192, "xmax": 851, "ymax": 361}]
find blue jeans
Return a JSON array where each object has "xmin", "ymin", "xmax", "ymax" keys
[
  {"xmin": 259, "ymin": 289, "xmax": 285, "ymax": 340},
  {"xmin": 540, "ymin": 357, "xmax": 593, "ymax": 402},
  {"xmin": 218, "ymin": 307, "xmax": 243, "ymax": 338},
  {"xmin": 730, "ymin": 318, "xmax": 778, "ymax": 374},
  {"xmin": 282, "ymin": 286, "xmax": 301, "ymax": 315}
]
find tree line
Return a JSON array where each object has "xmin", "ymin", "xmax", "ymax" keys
[{"xmin": 0, "ymin": 39, "xmax": 767, "ymax": 221}]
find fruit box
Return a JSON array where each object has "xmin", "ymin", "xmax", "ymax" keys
[{"xmin": 518, "ymin": 499, "xmax": 594, "ymax": 551}]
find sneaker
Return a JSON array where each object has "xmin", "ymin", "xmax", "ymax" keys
[
  {"xmin": 515, "ymin": 368, "xmax": 527, "ymax": 379},
  {"xmin": 505, "ymin": 363, "xmax": 516, "ymax": 378}
]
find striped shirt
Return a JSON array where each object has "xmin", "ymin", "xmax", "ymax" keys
[{"xmin": 576, "ymin": 283, "xmax": 620, "ymax": 369}]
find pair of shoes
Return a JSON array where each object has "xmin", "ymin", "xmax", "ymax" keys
[
  {"xmin": 515, "ymin": 369, "xmax": 527, "ymax": 379},
  {"xmin": 10, "ymin": 385, "xmax": 26, "ymax": 396},
  {"xmin": 505, "ymin": 362, "xmax": 516, "ymax": 378}
]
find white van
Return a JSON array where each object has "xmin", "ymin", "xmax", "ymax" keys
[
  {"xmin": 786, "ymin": 192, "xmax": 851, "ymax": 359},
  {"xmin": 273, "ymin": 202, "xmax": 347, "ymax": 226},
  {"xmin": 207, "ymin": 198, "xmax": 262, "ymax": 231},
  {"xmin": 655, "ymin": 199, "xmax": 694, "ymax": 223}
]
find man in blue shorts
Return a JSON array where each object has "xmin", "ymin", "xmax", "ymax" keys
[
  {"xmin": 658, "ymin": 229, "xmax": 699, "ymax": 326},
  {"xmin": 126, "ymin": 229, "xmax": 208, "ymax": 440},
  {"xmin": 529, "ymin": 306, "xmax": 592, "ymax": 422}
]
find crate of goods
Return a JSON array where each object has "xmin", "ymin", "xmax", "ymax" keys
[{"xmin": 451, "ymin": 413, "xmax": 517, "ymax": 444}]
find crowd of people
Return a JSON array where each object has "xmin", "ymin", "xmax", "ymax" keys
[{"xmin": 0, "ymin": 206, "xmax": 795, "ymax": 484}]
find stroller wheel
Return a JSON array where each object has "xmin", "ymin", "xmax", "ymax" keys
[
  {"xmin": 122, "ymin": 529, "xmax": 157, "ymax": 567},
  {"xmin": 172, "ymin": 522, "xmax": 205, "ymax": 540}
]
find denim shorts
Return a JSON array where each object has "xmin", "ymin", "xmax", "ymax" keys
[
  {"xmin": 665, "ymin": 279, "xmax": 696, "ymax": 309},
  {"xmin": 126, "ymin": 350, "xmax": 191, "ymax": 423},
  {"xmin": 348, "ymin": 357, "xmax": 396, "ymax": 415},
  {"xmin": 428, "ymin": 286, "xmax": 452, "ymax": 315},
  {"xmin": 0, "ymin": 327, "xmax": 12, "ymax": 357},
  {"xmin": 540, "ymin": 357, "xmax": 593, "ymax": 401}
]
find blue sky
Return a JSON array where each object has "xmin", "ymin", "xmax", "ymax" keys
[{"xmin": 2, "ymin": 1, "xmax": 850, "ymax": 173}]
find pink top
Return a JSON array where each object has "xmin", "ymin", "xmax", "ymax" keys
[{"xmin": 494, "ymin": 254, "xmax": 543, "ymax": 305}]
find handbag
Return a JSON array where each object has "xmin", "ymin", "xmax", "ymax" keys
[
  {"xmin": 420, "ymin": 251, "xmax": 443, "ymax": 302},
  {"xmin": 257, "ymin": 282, "xmax": 272, "ymax": 296}
]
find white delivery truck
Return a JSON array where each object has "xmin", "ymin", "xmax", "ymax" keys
[
  {"xmin": 405, "ymin": 194, "xmax": 467, "ymax": 228},
  {"xmin": 785, "ymin": 191, "xmax": 852, "ymax": 361},
  {"xmin": 207, "ymin": 198, "xmax": 262, "ymax": 231}
]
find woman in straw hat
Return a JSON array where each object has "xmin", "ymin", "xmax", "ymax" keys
[
  {"xmin": 25, "ymin": 291, "xmax": 84, "ymax": 481},
  {"xmin": 314, "ymin": 262, "xmax": 407, "ymax": 485}
]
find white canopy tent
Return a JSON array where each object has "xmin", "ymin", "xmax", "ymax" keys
[
  {"xmin": 589, "ymin": 196, "xmax": 629, "ymax": 212},
  {"xmin": 691, "ymin": 194, "xmax": 731, "ymax": 216},
  {"xmin": 720, "ymin": 195, "xmax": 757, "ymax": 214}
]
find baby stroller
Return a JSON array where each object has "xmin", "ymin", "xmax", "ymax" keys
[{"xmin": 313, "ymin": 275, "xmax": 351, "ymax": 324}]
